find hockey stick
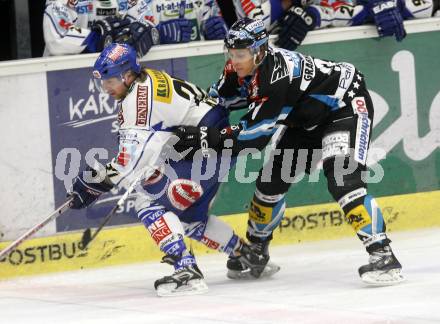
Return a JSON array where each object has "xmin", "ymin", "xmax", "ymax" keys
[
  {"xmin": 80, "ymin": 118, "xmax": 282, "ymax": 251},
  {"xmin": 80, "ymin": 131, "xmax": 182, "ymax": 249},
  {"xmin": 179, "ymin": 0, "xmax": 187, "ymax": 19},
  {"xmin": 0, "ymin": 197, "xmax": 73, "ymax": 260},
  {"xmin": 80, "ymin": 172, "xmax": 144, "ymax": 250}
]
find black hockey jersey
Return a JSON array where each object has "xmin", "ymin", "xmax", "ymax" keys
[{"xmin": 212, "ymin": 47, "xmax": 364, "ymax": 152}]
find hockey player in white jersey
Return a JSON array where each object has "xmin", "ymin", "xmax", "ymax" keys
[
  {"xmin": 43, "ymin": 0, "xmax": 159, "ymax": 56},
  {"xmin": 43, "ymin": 0, "xmax": 227, "ymax": 57},
  {"xmin": 67, "ymin": 43, "xmax": 270, "ymax": 296},
  {"xmin": 140, "ymin": 0, "xmax": 229, "ymax": 43}
]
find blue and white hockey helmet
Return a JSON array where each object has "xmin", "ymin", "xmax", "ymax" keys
[
  {"xmin": 224, "ymin": 18, "xmax": 268, "ymax": 53},
  {"xmin": 93, "ymin": 43, "xmax": 141, "ymax": 81}
]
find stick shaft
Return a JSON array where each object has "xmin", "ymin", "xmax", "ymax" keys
[
  {"xmin": 84, "ymin": 204, "xmax": 118, "ymax": 247},
  {"xmin": 82, "ymin": 172, "xmax": 143, "ymax": 248},
  {"xmin": 179, "ymin": 0, "xmax": 186, "ymax": 18}
]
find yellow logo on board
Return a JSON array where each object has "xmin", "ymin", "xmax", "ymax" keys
[{"xmin": 146, "ymin": 69, "xmax": 173, "ymax": 104}]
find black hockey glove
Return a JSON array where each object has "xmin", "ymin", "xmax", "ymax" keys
[
  {"xmin": 275, "ymin": 6, "xmax": 316, "ymax": 51},
  {"xmin": 115, "ymin": 21, "xmax": 160, "ymax": 58},
  {"xmin": 68, "ymin": 167, "xmax": 113, "ymax": 209},
  {"xmin": 90, "ymin": 16, "xmax": 131, "ymax": 51},
  {"xmin": 157, "ymin": 19, "xmax": 193, "ymax": 44},
  {"xmin": 174, "ymin": 126, "xmax": 221, "ymax": 158},
  {"xmin": 366, "ymin": 0, "xmax": 406, "ymax": 41}
]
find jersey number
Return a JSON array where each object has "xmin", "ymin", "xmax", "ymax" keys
[{"xmin": 172, "ymin": 78, "xmax": 217, "ymax": 107}]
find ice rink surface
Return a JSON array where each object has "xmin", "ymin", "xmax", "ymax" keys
[{"xmin": 1, "ymin": 228, "xmax": 439, "ymax": 324}]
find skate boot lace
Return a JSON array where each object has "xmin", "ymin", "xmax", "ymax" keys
[
  {"xmin": 369, "ymin": 246, "xmax": 393, "ymax": 264},
  {"xmin": 161, "ymin": 255, "xmax": 176, "ymax": 266},
  {"xmin": 251, "ymin": 241, "xmax": 269, "ymax": 256}
]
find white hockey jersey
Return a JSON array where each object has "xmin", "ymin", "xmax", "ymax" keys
[
  {"xmin": 43, "ymin": 0, "xmax": 150, "ymax": 56},
  {"xmin": 43, "ymin": 0, "xmax": 223, "ymax": 56},
  {"xmin": 105, "ymin": 68, "xmax": 217, "ymax": 188},
  {"xmin": 231, "ymin": 0, "xmax": 335, "ymax": 30},
  {"xmin": 330, "ymin": 0, "xmax": 435, "ymax": 28},
  {"xmin": 130, "ymin": 0, "xmax": 223, "ymax": 42},
  {"xmin": 231, "ymin": 0, "xmax": 435, "ymax": 31},
  {"xmin": 232, "ymin": 0, "xmax": 273, "ymax": 29}
]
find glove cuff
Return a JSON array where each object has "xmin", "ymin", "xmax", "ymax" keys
[
  {"xmin": 289, "ymin": 6, "xmax": 317, "ymax": 30},
  {"xmin": 369, "ymin": 0, "xmax": 399, "ymax": 14},
  {"xmin": 77, "ymin": 176, "xmax": 110, "ymax": 195}
]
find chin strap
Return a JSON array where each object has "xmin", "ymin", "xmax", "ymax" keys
[
  {"xmin": 121, "ymin": 75, "xmax": 130, "ymax": 89},
  {"xmin": 251, "ymin": 48, "xmax": 267, "ymax": 74},
  {"xmin": 121, "ymin": 71, "xmax": 140, "ymax": 90}
]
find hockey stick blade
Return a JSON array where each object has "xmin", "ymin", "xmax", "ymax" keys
[
  {"xmin": 79, "ymin": 206, "xmax": 115, "ymax": 250},
  {"xmin": 80, "ymin": 228, "xmax": 92, "ymax": 250},
  {"xmin": 78, "ymin": 137, "xmax": 175, "ymax": 250}
]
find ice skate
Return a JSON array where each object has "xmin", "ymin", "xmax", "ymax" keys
[
  {"xmin": 227, "ymin": 240, "xmax": 280, "ymax": 280},
  {"xmin": 154, "ymin": 253, "xmax": 208, "ymax": 297},
  {"xmin": 359, "ymin": 245, "xmax": 405, "ymax": 286}
]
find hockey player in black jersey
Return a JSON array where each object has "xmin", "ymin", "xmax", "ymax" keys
[{"xmin": 175, "ymin": 17, "xmax": 404, "ymax": 285}]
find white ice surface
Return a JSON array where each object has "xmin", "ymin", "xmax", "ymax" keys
[{"xmin": 1, "ymin": 228, "xmax": 439, "ymax": 324}]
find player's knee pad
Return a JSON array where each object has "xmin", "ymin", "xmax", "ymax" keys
[
  {"xmin": 247, "ymin": 189, "xmax": 286, "ymax": 240},
  {"xmin": 323, "ymin": 156, "xmax": 365, "ymax": 202},
  {"xmin": 344, "ymin": 194, "xmax": 389, "ymax": 251},
  {"xmin": 136, "ymin": 195, "xmax": 169, "ymax": 229},
  {"xmin": 183, "ymin": 215, "xmax": 240, "ymax": 256}
]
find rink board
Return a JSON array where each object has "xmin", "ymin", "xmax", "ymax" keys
[
  {"xmin": 1, "ymin": 22, "xmax": 440, "ymax": 242},
  {"xmin": 1, "ymin": 190, "xmax": 439, "ymax": 280}
]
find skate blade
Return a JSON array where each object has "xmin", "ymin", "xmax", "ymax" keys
[
  {"xmin": 361, "ymin": 268, "xmax": 405, "ymax": 286},
  {"xmin": 156, "ymin": 279, "xmax": 209, "ymax": 297},
  {"xmin": 227, "ymin": 262, "xmax": 280, "ymax": 280}
]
